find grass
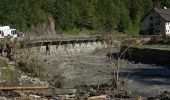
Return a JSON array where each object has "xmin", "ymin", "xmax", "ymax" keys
[
  {"xmin": 1, "ymin": 69, "xmax": 18, "ymax": 82},
  {"xmin": 16, "ymin": 52, "xmax": 47, "ymax": 80},
  {"xmin": 61, "ymin": 28, "xmax": 99, "ymax": 35},
  {"xmin": 63, "ymin": 28, "xmax": 80, "ymax": 35},
  {"xmin": 0, "ymin": 58, "xmax": 21, "ymax": 86},
  {"xmin": 125, "ymin": 44, "xmax": 170, "ymax": 51}
]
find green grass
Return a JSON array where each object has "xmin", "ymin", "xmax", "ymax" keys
[
  {"xmin": 0, "ymin": 59, "xmax": 21, "ymax": 86},
  {"xmin": 127, "ymin": 44, "xmax": 170, "ymax": 51},
  {"xmin": 61, "ymin": 28, "xmax": 99, "ymax": 35},
  {"xmin": 1, "ymin": 69, "xmax": 16, "ymax": 82},
  {"xmin": 62, "ymin": 28, "xmax": 80, "ymax": 35}
]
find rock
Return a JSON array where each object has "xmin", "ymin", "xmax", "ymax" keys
[
  {"xmin": 18, "ymin": 75, "xmax": 49, "ymax": 86},
  {"xmin": 88, "ymin": 95, "xmax": 107, "ymax": 100},
  {"xmin": 29, "ymin": 95, "xmax": 41, "ymax": 99},
  {"xmin": 65, "ymin": 94, "xmax": 75, "ymax": 99},
  {"xmin": 18, "ymin": 92, "xmax": 27, "ymax": 97}
]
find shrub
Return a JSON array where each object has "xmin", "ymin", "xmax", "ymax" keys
[{"xmin": 17, "ymin": 53, "xmax": 47, "ymax": 80}]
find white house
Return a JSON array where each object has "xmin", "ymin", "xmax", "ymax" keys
[{"xmin": 141, "ymin": 7, "xmax": 170, "ymax": 35}]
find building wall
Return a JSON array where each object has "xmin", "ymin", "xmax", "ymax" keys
[
  {"xmin": 165, "ymin": 22, "xmax": 170, "ymax": 35},
  {"xmin": 141, "ymin": 10, "xmax": 165, "ymax": 35}
]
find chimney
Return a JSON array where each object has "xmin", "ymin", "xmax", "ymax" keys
[{"xmin": 164, "ymin": 6, "xmax": 167, "ymax": 10}]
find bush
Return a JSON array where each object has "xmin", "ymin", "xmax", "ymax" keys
[{"xmin": 17, "ymin": 54, "xmax": 47, "ymax": 80}]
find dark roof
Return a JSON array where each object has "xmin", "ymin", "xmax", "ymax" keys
[
  {"xmin": 141, "ymin": 8, "xmax": 170, "ymax": 22},
  {"xmin": 155, "ymin": 8, "xmax": 170, "ymax": 21}
]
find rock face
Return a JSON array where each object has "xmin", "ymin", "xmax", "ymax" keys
[{"xmin": 121, "ymin": 46, "xmax": 170, "ymax": 65}]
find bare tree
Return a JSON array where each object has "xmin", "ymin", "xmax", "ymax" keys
[{"xmin": 105, "ymin": 34, "xmax": 129, "ymax": 88}]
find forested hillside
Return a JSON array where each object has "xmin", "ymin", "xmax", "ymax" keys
[{"xmin": 0, "ymin": 0, "xmax": 170, "ymax": 34}]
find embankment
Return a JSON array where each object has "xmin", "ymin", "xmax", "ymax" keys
[{"xmin": 121, "ymin": 45, "xmax": 170, "ymax": 65}]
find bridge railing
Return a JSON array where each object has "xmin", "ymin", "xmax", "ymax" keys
[{"xmin": 20, "ymin": 35, "xmax": 168, "ymax": 45}]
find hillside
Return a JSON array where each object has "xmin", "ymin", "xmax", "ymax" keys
[{"xmin": 0, "ymin": 0, "xmax": 170, "ymax": 34}]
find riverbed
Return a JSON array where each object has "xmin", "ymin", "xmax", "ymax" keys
[{"xmin": 39, "ymin": 49, "xmax": 170, "ymax": 98}]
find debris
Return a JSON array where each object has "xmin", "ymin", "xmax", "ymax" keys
[
  {"xmin": 29, "ymin": 95, "xmax": 41, "ymax": 99},
  {"xmin": 55, "ymin": 89, "xmax": 76, "ymax": 100},
  {"xmin": 18, "ymin": 75, "xmax": 49, "ymax": 86},
  {"xmin": 88, "ymin": 95, "xmax": 107, "ymax": 100},
  {"xmin": 54, "ymin": 89, "xmax": 76, "ymax": 95},
  {"xmin": 0, "ymin": 86, "xmax": 52, "ymax": 91}
]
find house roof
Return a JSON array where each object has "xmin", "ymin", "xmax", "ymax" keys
[
  {"xmin": 155, "ymin": 8, "xmax": 170, "ymax": 21},
  {"xmin": 141, "ymin": 8, "xmax": 170, "ymax": 22}
]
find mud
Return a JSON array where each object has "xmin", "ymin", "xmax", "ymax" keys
[{"xmin": 41, "ymin": 49, "xmax": 170, "ymax": 98}]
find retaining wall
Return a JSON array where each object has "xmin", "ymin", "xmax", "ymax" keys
[{"xmin": 121, "ymin": 46, "xmax": 170, "ymax": 65}]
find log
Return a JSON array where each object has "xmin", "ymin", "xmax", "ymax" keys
[
  {"xmin": 54, "ymin": 89, "xmax": 77, "ymax": 95},
  {"xmin": 0, "ymin": 86, "xmax": 52, "ymax": 90},
  {"xmin": 88, "ymin": 95, "xmax": 107, "ymax": 100}
]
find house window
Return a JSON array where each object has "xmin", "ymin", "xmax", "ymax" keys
[
  {"xmin": 157, "ymin": 20, "xmax": 161, "ymax": 25},
  {"xmin": 150, "ymin": 16, "xmax": 153, "ymax": 20},
  {"xmin": 155, "ymin": 30, "xmax": 160, "ymax": 32},
  {"xmin": 150, "ymin": 23, "xmax": 153, "ymax": 27}
]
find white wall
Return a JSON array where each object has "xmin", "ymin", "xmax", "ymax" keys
[{"xmin": 165, "ymin": 22, "xmax": 170, "ymax": 35}]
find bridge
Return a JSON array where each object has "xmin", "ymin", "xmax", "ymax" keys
[
  {"xmin": 20, "ymin": 36, "xmax": 103, "ymax": 48},
  {"xmin": 19, "ymin": 35, "xmax": 162, "ymax": 48},
  {"xmin": 1, "ymin": 34, "xmax": 165, "ymax": 60}
]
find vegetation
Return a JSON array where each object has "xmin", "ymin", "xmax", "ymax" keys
[
  {"xmin": 0, "ymin": 0, "xmax": 170, "ymax": 34},
  {"xmin": 17, "ymin": 53, "xmax": 47, "ymax": 79},
  {"xmin": 0, "ymin": 58, "xmax": 20, "ymax": 86}
]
